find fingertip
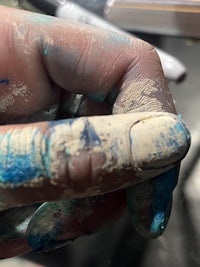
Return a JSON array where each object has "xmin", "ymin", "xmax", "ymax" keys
[{"xmin": 126, "ymin": 167, "xmax": 179, "ymax": 238}]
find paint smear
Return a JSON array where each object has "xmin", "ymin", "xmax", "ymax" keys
[{"xmin": 0, "ymin": 82, "xmax": 31, "ymax": 113}]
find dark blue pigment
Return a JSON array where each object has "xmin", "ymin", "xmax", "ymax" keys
[
  {"xmin": 0, "ymin": 154, "xmax": 42, "ymax": 184},
  {"xmin": 81, "ymin": 120, "xmax": 101, "ymax": 147},
  {"xmin": 150, "ymin": 167, "xmax": 179, "ymax": 234},
  {"xmin": 28, "ymin": 222, "xmax": 63, "ymax": 251},
  {"xmin": 0, "ymin": 79, "xmax": 9, "ymax": 85}
]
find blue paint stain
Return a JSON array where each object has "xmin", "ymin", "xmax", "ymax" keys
[
  {"xmin": 0, "ymin": 154, "xmax": 41, "ymax": 184},
  {"xmin": 88, "ymin": 93, "xmax": 107, "ymax": 103},
  {"xmin": 150, "ymin": 211, "xmax": 165, "ymax": 233},
  {"xmin": 150, "ymin": 167, "xmax": 179, "ymax": 234},
  {"xmin": 0, "ymin": 79, "xmax": 9, "ymax": 86},
  {"xmin": 106, "ymin": 31, "xmax": 132, "ymax": 47},
  {"xmin": 41, "ymin": 44, "xmax": 81, "ymax": 72},
  {"xmin": 81, "ymin": 119, "xmax": 101, "ymax": 147},
  {"xmin": 88, "ymin": 87, "xmax": 119, "ymax": 104},
  {"xmin": 175, "ymin": 121, "xmax": 190, "ymax": 141},
  {"xmin": 26, "ymin": 12, "xmax": 54, "ymax": 25},
  {"xmin": 0, "ymin": 131, "xmax": 46, "ymax": 185},
  {"xmin": 48, "ymin": 118, "xmax": 75, "ymax": 128},
  {"xmin": 28, "ymin": 222, "xmax": 62, "ymax": 251},
  {"xmin": 43, "ymin": 47, "xmax": 48, "ymax": 56},
  {"xmin": 178, "ymin": 114, "xmax": 183, "ymax": 120}
]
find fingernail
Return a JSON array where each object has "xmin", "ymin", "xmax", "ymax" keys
[
  {"xmin": 27, "ymin": 192, "xmax": 125, "ymax": 252},
  {"xmin": 126, "ymin": 167, "xmax": 179, "ymax": 238},
  {"xmin": 26, "ymin": 198, "xmax": 101, "ymax": 252},
  {"xmin": 130, "ymin": 115, "xmax": 190, "ymax": 179},
  {"xmin": 26, "ymin": 201, "xmax": 74, "ymax": 252}
]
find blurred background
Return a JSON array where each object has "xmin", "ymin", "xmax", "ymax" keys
[{"xmin": 0, "ymin": 1, "xmax": 200, "ymax": 266}]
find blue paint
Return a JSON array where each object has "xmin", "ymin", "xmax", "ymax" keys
[
  {"xmin": 88, "ymin": 93, "xmax": 107, "ymax": 103},
  {"xmin": 0, "ymin": 79, "xmax": 9, "ymax": 85},
  {"xmin": 27, "ymin": 200, "xmax": 76, "ymax": 251},
  {"xmin": 28, "ymin": 222, "xmax": 62, "ymax": 251},
  {"xmin": 154, "ymin": 119, "xmax": 190, "ymax": 159},
  {"xmin": 26, "ymin": 12, "xmax": 54, "ymax": 25},
  {"xmin": 106, "ymin": 31, "xmax": 132, "ymax": 47},
  {"xmin": 48, "ymin": 118, "xmax": 75, "ymax": 128},
  {"xmin": 150, "ymin": 211, "xmax": 165, "ymax": 233},
  {"xmin": 41, "ymin": 44, "xmax": 81, "ymax": 72},
  {"xmin": 0, "ymin": 131, "xmax": 46, "ymax": 185},
  {"xmin": 175, "ymin": 121, "xmax": 190, "ymax": 141},
  {"xmin": 150, "ymin": 167, "xmax": 178, "ymax": 234},
  {"xmin": 42, "ymin": 47, "xmax": 48, "ymax": 56},
  {"xmin": 126, "ymin": 167, "xmax": 179, "ymax": 238},
  {"xmin": 81, "ymin": 119, "xmax": 101, "ymax": 147},
  {"xmin": 178, "ymin": 114, "xmax": 183, "ymax": 120}
]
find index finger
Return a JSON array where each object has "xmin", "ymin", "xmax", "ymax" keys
[{"xmin": 0, "ymin": 112, "xmax": 190, "ymax": 210}]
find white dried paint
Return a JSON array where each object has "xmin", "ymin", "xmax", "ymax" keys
[
  {"xmin": 11, "ymin": 21, "xmax": 31, "ymax": 55},
  {"xmin": 0, "ymin": 112, "xmax": 190, "ymax": 195},
  {"xmin": 48, "ymin": 119, "xmax": 86, "ymax": 178},
  {"xmin": 113, "ymin": 78, "xmax": 163, "ymax": 114},
  {"xmin": 0, "ymin": 82, "xmax": 31, "ymax": 112},
  {"xmin": 47, "ymin": 112, "xmax": 190, "ymax": 191}
]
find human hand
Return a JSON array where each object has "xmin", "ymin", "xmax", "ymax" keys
[{"xmin": 0, "ymin": 6, "xmax": 190, "ymax": 258}]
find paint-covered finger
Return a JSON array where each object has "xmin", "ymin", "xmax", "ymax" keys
[
  {"xmin": 26, "ymin": 191, "xmax": 125, "ymax": 252},
  {"xmin": 0, "ymin": 191, "xmax": 125, "ymax": 258},
  {"xmin": 126, "ymin": 167, "xmax": 179, "ymax": 238},
  {"xmin": 0, "ymin": 6, "xmax": 175, "ymax": 119},
  {"xmin": 0, "ymin": 112, "xmax": 190, "ymax": 210}
]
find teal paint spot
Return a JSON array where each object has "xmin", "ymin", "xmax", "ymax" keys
[
  {"xmin": 126, "ymin": 167, "xmax": 178, "ymax": 238},
  {"xmin": 40, "ymin": 44, "xmax": 82, "ymax": 75},
  {"xmin": 88, "ymin": 93, "xmax": 107, "ymax": 103},
  {"xmin": 150, "ymin": 167, "xmax": 178, "ymax": 234},
  {"xmin": 43, "ymin": 47, "xmax": 48, "ymax": 56},
  {"xmin": 150, "ymin": 211, "xmax": 165, "ymax": 233},
  {"xmin": 26, "ymin": 12, "xmax": 54, "ymax": 25},
  {"xmin": 175, "ymin": 121, "xmax": 190, "ymax": 141},
  {"xmin": 88, "ymin": 87, "xmax": 119, "ymax": 104},
  {"xmin": 106, "ymin": 31, "xmax": 132, "ymax": 47},
  {"xmin": 178, "ymin": 114, "xmax": 183, "ymax": 120}
]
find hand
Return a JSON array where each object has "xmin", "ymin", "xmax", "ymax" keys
[{"xmin": 0, "ymin": 6, "xmax": 190, "ymax": 258}]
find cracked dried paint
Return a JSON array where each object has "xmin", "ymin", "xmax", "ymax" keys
[
  {"xmin": 113, "ymin": 78, "xmax": 164, "ymax": 114},
  {"xmin": 0, "ymin": 112, "xmax": 190, "ymax": 192},
  {"xmin": 0, "ymin": 82, "xmax": 31, "ymax": 113}
]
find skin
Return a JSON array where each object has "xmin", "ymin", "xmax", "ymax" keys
[{"xmin": 0, "ymin": 6, "xmax": 187, "ymax": 258}]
